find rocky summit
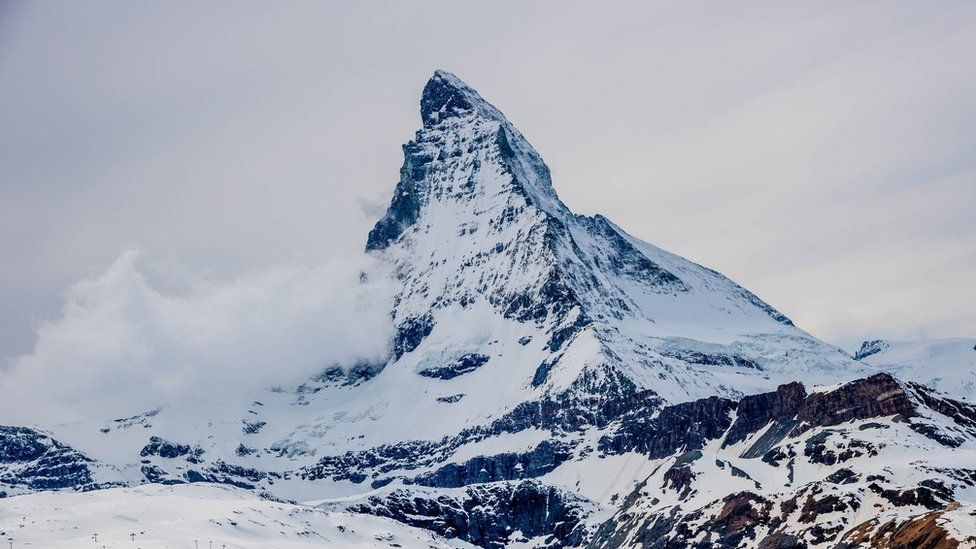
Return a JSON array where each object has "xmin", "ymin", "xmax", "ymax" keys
[{"xmin": 2, "ymin": 71, "xmax": 975, "ymax": 548}]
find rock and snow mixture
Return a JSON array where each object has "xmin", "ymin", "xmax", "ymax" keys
[{"xmin": 1, "ymin": 71, "xmax": 974, "ymax": 548}]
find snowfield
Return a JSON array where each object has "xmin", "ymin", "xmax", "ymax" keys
[
  {"xmin": 854, "ymin": 337, "xmax": 976, "ymax": 400},
  {"xmin": 0, "ymin": 484, "xmax": 472, "ymax": 548}
]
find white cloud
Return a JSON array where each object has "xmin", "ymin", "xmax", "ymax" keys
[{"xmin": 0, "ymin": 249, "xmax": 393, "ymax": 425}]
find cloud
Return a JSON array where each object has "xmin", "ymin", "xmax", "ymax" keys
[{"xmin": 0, "ymin": 249, "xmax": 394, "ymax": 425}]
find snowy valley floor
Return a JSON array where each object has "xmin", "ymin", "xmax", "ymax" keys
[{"xmin": 0, "ymin": 484, "xmax": 472, "ymax": 549}]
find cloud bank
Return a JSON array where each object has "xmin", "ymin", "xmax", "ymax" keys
[{"xmin": 0, "ymin": 250, "xmax": 393, "ymax": 425}]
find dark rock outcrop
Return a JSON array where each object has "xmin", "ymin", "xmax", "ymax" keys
[
  {"xmin": 315, "ymin": 360, "xmax": 386, "ymax": 386},
  {"xmin": 908, "ymin": 382, "xmax": 976, "ymax": 438},
  {"xmin": 413, "ymin": 440, "xmax": 572, "ymax": 488},
  {"xmin": 724, "ymin": 382, "xmax": 806, "ymax": 449},
  {"xmin": 599, "ymin": 395, "xmax": 735, "ymax": 458},
  {"xmin": 852, "ymin": 339, "xmax": 888, "ymax": 361},
  {"xmin": 347, "ymin": 480, "xmax": 592, "ymax": 548},
  {"xmin": 803, "ymin": 430, "xmax": 877, "ymax": 465},
  {"xmin": 392, "ymin": 314, "xmax": 435, "ymax": 360},
  {"xmin": 662, "ymin": 450, "xmax": 702, "ymax": 500},
  {"xmin": 0, "ymin": 426, "xmax": 95, "ymax": 492},
  {"xmin": 793, "ymin": 373, "xmax": 915, "ymax": 435},
  {"xmin": 840, "ymin": 503, "xmax": 967, "ymax": 549},
  {"xmin": 586, "ymin": 372, "xmax": 976, "ymax": 548},
  {"xmin": 140, "ymin": 436, "xmax": 204, "ymax": 462},
  {"xmin": 184, "ymin": 461, "xmax": 269, "ymax": 490},
  {"xmin": 660, "ymin": 349, "xmax": 762, "ymax": 371},
  {"xmin": 419, "ymin": 354, "xmax": 490, "ymax": 380},
  {"xmin": 303, "ymin": 378, "xmax": 657, "ymax": 487},
  {"xmin": 419, "ymin": 70, "xmax": 479, "ymax": 127}
]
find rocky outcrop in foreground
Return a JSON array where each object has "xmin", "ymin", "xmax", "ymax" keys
[{"xmin": 588, "ymin": 374, "xmax": 976, "ymax": 548}]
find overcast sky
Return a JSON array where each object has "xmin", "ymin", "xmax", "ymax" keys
[{"xmin": 1, "ymin": 1, "xmax": 974, "ymax": 362}]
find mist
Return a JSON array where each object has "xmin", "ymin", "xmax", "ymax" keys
[{"xmin": 0, "ymin": 249, "xmax": 394, "ymax": 425}]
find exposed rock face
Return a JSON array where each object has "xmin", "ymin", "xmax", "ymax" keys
[
  {"xmin": 300, "ymin": 386, "xmax": 656, "ymax": 486},
  {"xmin": 661, "ymin": 450, "xmax": 701, "ymax": 501},
  {"xmin": 391, "ymin": 313, "xmax": 435, "ymax": 361},
  {"xmin": 589, "ymin": 491, "xmax": 780, "ymax": 549},
  {"xmin": 299, "ymin": 367, "xmax": 976, "ymax": 548},
  {"xmin": 344, "ymin": 481, "xmax": 593, "ymax": 548},
  {"xmin": 599, "ymin": 396, "xmax": 735, "ymax": 457},
  {"xmin": 418, "ymin": 353, "xmax": 491, "ymax": 380},
  {"xmin": 318, "ymin": 372, "xmax": 976, "ymax": 547},
  {"xmin": 793, "ymin": 373, "xmax": 915, "ymax": 435},
  {"xmin": 852, "ymin": 339, "xmax": 889, "ymax": 360},
  {"xmin": 184, "ymin": 461, "xmax": 269, "ymax": 490},
  {"xmin": 588, "ymin": 375, "xmax": 976, "ymax": 548},
  {"xmin": 907, "ymin": 382, "xmax": 976, "ymax": 439},
  {"xmin": 140, "ymin": 436, "xmax": 203, "ymax": 461},
  {"xmin": 803, "ymin": 430, "xmax": 878, "ymax": 466},
  {"xmin": 413, "ymin": 440, "xmax": 572, "ymax": 488},
  {"xmin": 137, "ymin": 436, "xmax": 274, "ymax": 490},
  {"xmin": 724, "ymin": 382, "xmax": 805, "ymax": 448},
  {"xmin": 840, "ymin": 503, "xmax": 969, "ymax": 549},
  {"xmin": 0, "ymin": 426, "xmax": 96, "ymax": 493},
  {"xmin": 660, "ymin": 350, "xmax": 762, "ymax": 370}
]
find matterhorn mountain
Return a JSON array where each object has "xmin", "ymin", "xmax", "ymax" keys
[
  {"xmin": 1, "ymin": 71, "xmax": 975, "ymax": 548},
  {"xmin": 365, "ymin": 70, "xmax": 867, "ymax": 410}
]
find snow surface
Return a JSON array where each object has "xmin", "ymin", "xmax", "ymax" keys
[
  {"xmin": 0, "ymin": 484, "xmax": 472, "ymax": 548},
  {"xmin": 856, "ymin": 337, "xmax": 976, "ymax": 400}
]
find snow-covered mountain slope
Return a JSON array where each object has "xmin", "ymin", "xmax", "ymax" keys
[
  {"xmin": 853, "ymin": 337, "xmax": 976, "ymax": 401},
  {"xmin": 0, "ymin": 483, "xmax": 473, "ymax": 548},
  {"xmin": 6, "ymin": 372, "xmax": 975, "ymax": 548},
  {"xmin": 364, "ymin": 69, "xmax": 867, "ymax": 414},
  {"xmin": 310, "ymin": 372, "xmax": 976, "ymax": 548}
]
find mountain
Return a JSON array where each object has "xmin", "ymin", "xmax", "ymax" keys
[
  {"xmin": 853, "ymin": 337, "xmax": 976, "ymax": 401},
  {"xmin": 362, "ymin": 69, "xmax": 866, "ymax": 418},
  {"xmin": 1, "ymin": 71, "xmax": 974, "ymax": 548}
]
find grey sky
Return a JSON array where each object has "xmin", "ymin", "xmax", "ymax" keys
[{"xmin": 1, "ymin": 1, "xmax": 974, "ymax": 361}]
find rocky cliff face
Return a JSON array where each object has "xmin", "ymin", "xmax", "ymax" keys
[
  {"xmin": 0, "ymin": 426, "xmax": 100, "ymax": 495},
  {"xmin": 342, "ymin": 481, "xmax": 595, "ymax": 549},
  {"xmin": 588, "ymin": 374, "xmax": 976, "ymax": 548}
]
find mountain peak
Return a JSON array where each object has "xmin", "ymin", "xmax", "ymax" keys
[
  {"xmin": 420, "ymin": 70, "xmax": 500, "ymax": 127},
  {"xmin": 367, "ymin": 70, "xmax": 561, "ymax": 253}
]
